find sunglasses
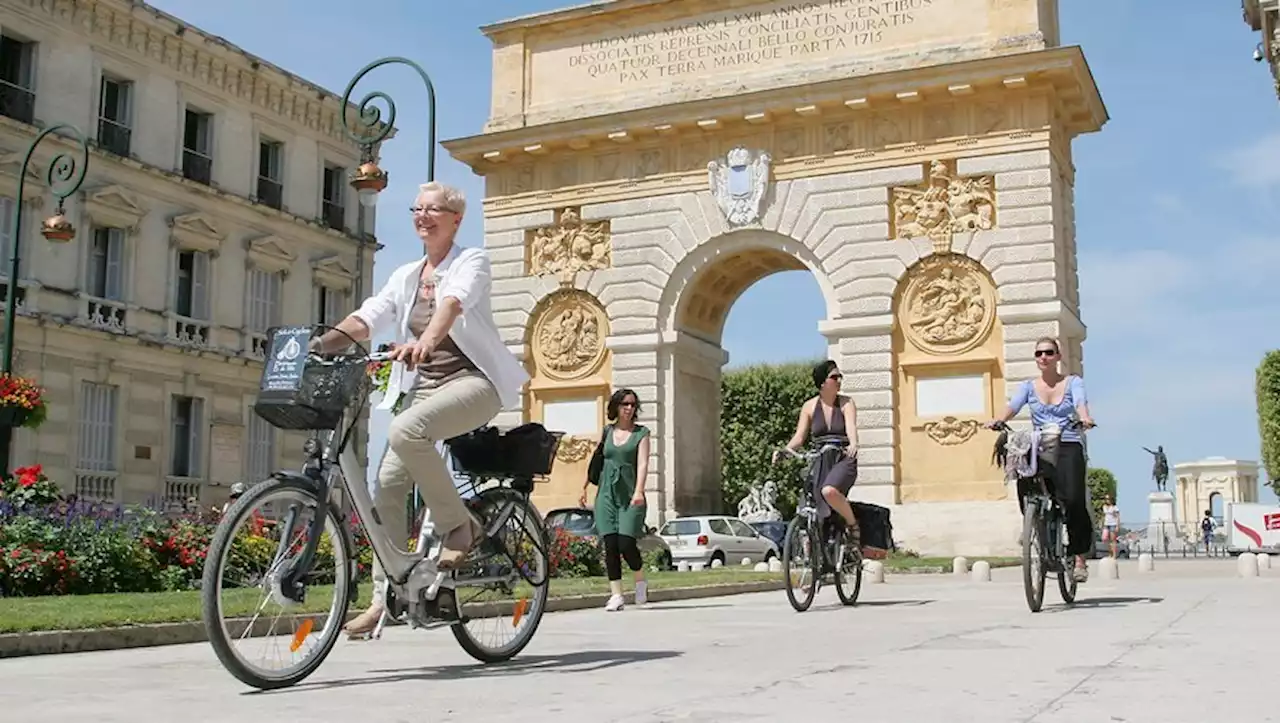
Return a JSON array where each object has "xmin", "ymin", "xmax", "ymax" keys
[
  {"xmin": 828, "ymin": 373, "xmax": 843, "ymax": 382},
  {"xmin": 1034, "ymin": 349, "xmax": 1057, "ymax": 358},
  {"xmin": 618, "ymin": 401, "xmax": 637, "ymax": 408}
]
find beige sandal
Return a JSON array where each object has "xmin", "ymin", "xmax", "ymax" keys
[
  {"xmin": 438, "ymin": 518, "xmax": 486, "ymax": 570},
  {"xmin": 343, "ymin": 602, "xmax": 384, "ymax": 639}
]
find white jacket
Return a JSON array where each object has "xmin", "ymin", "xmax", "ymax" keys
[{"xmin": 351, "ymin": 244, "xmax": 529, "ymax": 411}]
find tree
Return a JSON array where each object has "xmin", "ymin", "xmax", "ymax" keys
[
  {"xmin": 1256, "ymin": 351, "xmax": 1280, "ymax": 496},
  {"xmin": 720, "ymin": 361, "xmax": 819, "ymax": 519},
  {"xmin": 1085, "ymin": 467, "xmax": 1118, "ymax": 525}
]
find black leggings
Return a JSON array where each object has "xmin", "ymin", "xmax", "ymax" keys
[
  {"xmin": 1018, "ymin": 440, "xmax": 1093, "ymax": 557},
  {"xmin": 603, "ymin": 533, "xmax": 642, "ymax": 581}
]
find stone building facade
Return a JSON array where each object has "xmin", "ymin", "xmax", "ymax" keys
[
  {"xmin": 444, "ymin": 0, "xmax": 1108, "ymax": 555},
  {"xmin": 0, "ymin": 0, "xmax": 375, "ymax": 506}
]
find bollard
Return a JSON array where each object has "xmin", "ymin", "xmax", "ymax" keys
[
  {"xmin": 970, "ymin": 560, "xmax": 991, "ymax": 582},
  {"xmin": 768, "ymin": 558, "xmax": 783, "ymax": 573},
  {"xmin": 863, "ymin": 560, "xmax": 885, "ymax": 583},
  {"xmin": 741, "ymin": 557, "xmax": 752, "ymax": 566},
  {"xmin": 1258, "ymin": 553, "xmax": 1272, "ymax": 571},
  {"xmin": 754, "ymin": 562, "xmax": 770, "ymax": 572},
  {"xmin": 1238, "ymin": 552, "xmax": 1259, "ymax": 578},
  {"xmin": 1138, "ymin": 552, "xmax": 1154, "ymax": 573},
  {"xmin": 711, "ymin": 558, "xmax": 723, "ymax": 569},
  {"xmin": 677, "ymin": 560, "xmax": 690, "ymax": 572},
  {"xmin": 1098, "ymin": 556, "xmax": 1120, "ymax": 580},
  {"xmin": 952, "ymin": 556, "xmax": 969, "ymax": 576},
  {"xmin": 691, "ymin": 562, "xmax": 706, "ymax": 572}
]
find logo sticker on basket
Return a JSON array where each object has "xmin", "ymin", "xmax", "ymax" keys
[{"xmin": 261, "ymin": 326, "xmax": 312, "ymax": 392}]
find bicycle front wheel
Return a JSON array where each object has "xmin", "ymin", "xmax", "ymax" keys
[
  {"xmin": 834, "ymin": 529, "xmax": 863, "ymax": 606},
  {"xmin": 1056, "ymin": 519, "xmax": 1078, "ymax": 604},
  {"xmin": 782, "ymin": 515, "xmax": 819, "ymax": 612},
  {"xmin": 1021, "ymin": 506, "xmax": 1047, "ymax": 613},
  {"xmin": 201, "ymin": 476, "xmax": 353, "ymax": 690}
]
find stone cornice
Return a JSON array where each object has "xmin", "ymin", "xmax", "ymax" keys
[
  {"xmin": 444, "ymin": 47, "xmax": 1107, "ymax": 167},
  {"xmin": 9, "ymin": 0, "xmax": 389, "ymax": 151},
  {"xmin": 482, "ymin": 0, "xmax": 670, "ymax": 37}
]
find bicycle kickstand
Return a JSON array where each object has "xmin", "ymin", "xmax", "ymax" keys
[{"xmin": 370, "ymin": 608, "xmax": 390, "ymax": 640}]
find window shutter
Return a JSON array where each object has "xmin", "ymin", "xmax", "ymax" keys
[
  {"xmin": 191, "ymin": 252, "xmax": 209, "ymax": 319},
  {"xmin": 105, "ymin": 229, "xmax": 124, "ymax": 300}
]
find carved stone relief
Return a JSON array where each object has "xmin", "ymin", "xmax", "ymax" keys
[
  {"xmin": 555, "ymin": 436, "xmax": 597, "ymax": 463},
  {"xmin": 531, "ymin": 291, "xmax": 607, "ymax": 381},
  {"xmin": 892, "ymin": 159, "xmax": 996, "ymax": 254},
  {"xmin": 527, "ymin": 207, "xmax": 611, "ymax": 283},
  {"xmin": 708, "ymin": 146, "xmax": 772, "ymax": 227},
  {"xmin": 899, "ymin": 253, "xmax": 996, "ymax": 355},
  {"xmin": 923, "ymin": 416, "xmax": 979, "ymax": 446}
]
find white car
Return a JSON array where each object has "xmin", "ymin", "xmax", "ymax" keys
[{"xmin": 658, "ymin": 515, "xmax": 780, "ymax": 568}]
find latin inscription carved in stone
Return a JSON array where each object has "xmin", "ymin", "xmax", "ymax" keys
[
  {"xmin": 900, "ymin": 253, "xmax": 995, "ymax": 355},
  {"xmin": 527, "ymin": 207, "xmax": 612, "ymax": 283},
  {"xmin": 892, "ymin": 159, "xmax": 995, "ymax": 253},
  {"xmin": 531, "ymin": 292, "xmax": 607, "ymax": 380}
]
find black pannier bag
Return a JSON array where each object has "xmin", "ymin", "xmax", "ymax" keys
[
  {"xmin": 852, "ymin": 501, "xmax": 895, "ymax": 560},
  {"xmin": 446, "ymin": 423, "xmax": 563, "ymax": 479},
  {"xmin": 253, "ymin": 326, "xmax": 364, "ymax": 431}
]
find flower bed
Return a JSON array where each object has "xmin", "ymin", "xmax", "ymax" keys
[{"xmin": 0, "ymin": 468, "xmax": 635, "ymax": 598}]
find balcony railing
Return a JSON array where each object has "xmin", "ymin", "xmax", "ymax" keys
[
  {"xmin": 0, "ymin": 80, "xmax": 34, "ymax": 124},
  {"xmin": 182, "ymin": 149, "xmax": 212, "ymax": 185},
  {"xmin": 83, "ymin": 297, "xmax": 127, "ymax": 332},
  {"xmin": 322, "ymin": 200, "xmax": 345, "ymax": 231},
  {"xmin": 164, "ymin": 477, "xmax": 202, "ymax": 511},
  {"xmin": 256, "ymin": 176, "xmax": 283, "ymax": 210},
  {"xmin": 97, "ymin": 117, "xmax": 132, "ymax": 157},
  {"xmin": 74, "ymin": 472, "xmax": 117, "ymax": 503},
  {"xmin": 170, "ymin": 314, "xmax": 210, "ymax": 347}
]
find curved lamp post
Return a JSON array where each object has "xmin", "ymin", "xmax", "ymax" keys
[
  {"xmin": 337, "ymin": 57, "xmax": 438, "ymax": 534},
  {"xmin": 338, "ymin": 56, "xmax": 437, "ymax": 302},
  {"xmin": 0, "ymin": 123, "xmax": 90, "ymax": 473}
]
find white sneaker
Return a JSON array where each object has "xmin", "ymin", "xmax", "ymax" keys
[
  {"xmin": 634, "ymin": 581, "xmax": 648, "ymax": 606},
  {"xmin": 605, "ymin": 594, "xmax": 625, "ymax": 611}
]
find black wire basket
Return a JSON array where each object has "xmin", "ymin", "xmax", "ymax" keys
[
  {"xmin": 253, "ymin": 325, "xmax": 370, "ymax": 431},
  {"xmin": 446, "ymin": 423, "xmax": 563, "ymax": 479}
]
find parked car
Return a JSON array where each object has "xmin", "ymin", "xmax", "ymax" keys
[
  {"xmin": 543, "ymin": 507, "xmax": 674, "ymax": 569},
  {"xmin": 658, "ymin": 515, "xmax": 780, "ymax": 568},
  {"xmin": 749, "ymin": 520, "xmax": 788, "ymax": 552}
]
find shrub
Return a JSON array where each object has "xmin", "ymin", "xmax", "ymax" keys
[
  {"xmin": 1086, "ymin": 467, "xmax": 1118, "ymax": 525},
  {"xmin": 0, "ymin": 465, "xmax": 61, "ymax": 510},
  {"xmin": 1257, "ymin": 351, "xmax": 1280, "ymax": 495}
]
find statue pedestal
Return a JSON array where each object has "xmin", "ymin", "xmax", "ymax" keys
[{"xmin": 1134, "ymin": 491, "xmax": 1178, "ymax": 554}]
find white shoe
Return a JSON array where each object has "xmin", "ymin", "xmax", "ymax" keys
[
  {"xmin": 605, "ymin": 594, "xmax": 625, "ymax": 611},
  {"xmin": 634, "ymin": 581, "xmax": 648, "ymax": 606}
]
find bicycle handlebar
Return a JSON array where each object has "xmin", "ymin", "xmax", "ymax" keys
[
  {"xmin": 985, "ymin": 418, "xmax": 1096, "ymax": 433},
  {"xmin": 773, "ymin": 441, "xmax": 845, "ymax": 463}
]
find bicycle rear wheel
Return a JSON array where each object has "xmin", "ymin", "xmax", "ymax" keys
[
  {"xmin": 201, "ymin": 476, "xmax": 352, "ymax": 690},
  {"xmin": 1021, "ymin": 506, "xmax": 1047, "ymax": 613},
  {"xmin": 782, "ymin": 515, "xmax": 819, "ymax": 612},
  {"xmin": 450, "ymin": 489, "xmax": 550, "ymax": 663}
]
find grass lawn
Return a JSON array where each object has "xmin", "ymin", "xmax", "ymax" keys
[{"xmin": 0, "ymin": 555, "xmax": 1021, "ymax": 635}]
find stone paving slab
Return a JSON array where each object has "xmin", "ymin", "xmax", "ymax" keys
[{"xmin": 0, "ymin": 559, "xmax": 1272, "ymax": 723}]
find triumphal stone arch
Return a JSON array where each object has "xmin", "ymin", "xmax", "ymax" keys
[{"xmin": 443, "ymin": 0, "xmax": 1106, "ymax": 555}]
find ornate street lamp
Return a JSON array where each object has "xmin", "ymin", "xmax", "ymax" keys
[
  {"xmin": 338, "ymin": 56, "xmax": 437, "ymax": 302},
  {"xmin": 0, "ymin": 123, "xmax": 90, "ymax": 473}
]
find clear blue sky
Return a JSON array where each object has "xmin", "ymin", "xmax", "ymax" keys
[{"xmin": 151, "ymin": 0, "xmax": 1280, "ymax": 522}]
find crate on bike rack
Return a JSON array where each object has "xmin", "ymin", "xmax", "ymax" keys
[
  {"xmin": 446, "ymin": 423, "xmax": 564, "ymax": 481},
  {"xmin": 252, "ymin": 325, "xmax": 366, "ymax": 431}
]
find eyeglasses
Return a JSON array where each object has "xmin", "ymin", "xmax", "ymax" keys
[
  {"xmin": 410, "ymin": 205, "xmax": 456, "ymax": 215},
  {"xmin": 1034, "ymin": 349, "xmax": 1057, "ymax": 358},
  {"xmin": 827, "ymin": 373, "xmax": 843, "ymax": 382},
  {"xmin": 618, "ymin": 401, "xmax": 637, "ymax": 408}
]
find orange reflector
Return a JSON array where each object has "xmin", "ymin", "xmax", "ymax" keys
[
  {"xmin": 512, "ymin": 598, "xmax": 529, "ymax": 627},
  {"xmin": 290, "ymin": 618, "xmax": 314, "ymax": 652}
]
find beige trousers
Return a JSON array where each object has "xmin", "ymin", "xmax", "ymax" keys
[{"xmin": 370, "ymin": 371, "xmax": 500, "ymax": 588}]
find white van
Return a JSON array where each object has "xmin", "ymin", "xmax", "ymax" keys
[{"xmin": 1224, "ymin": 502, "xmax": 1280, "ymax": 554}]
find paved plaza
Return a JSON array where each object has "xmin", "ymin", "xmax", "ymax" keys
[{"xmin": 1, "ymin": 559, "xmax": 1273, "ymax": 722}]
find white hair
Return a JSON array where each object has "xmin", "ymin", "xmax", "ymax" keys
[{"xmin": 417, "ymin": 181, "xmax": 466, "ymax": 216}]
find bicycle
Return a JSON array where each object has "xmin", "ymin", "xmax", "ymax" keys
[
  {"xmin": 200, "ymin": 325, "xmax": 557, "ymax": 690},
  {"xmin": 987, "ymin": 417, "xmax": 1092, "ymax": 613},
  {"xmin": 774, "ymin": 436, "xmax": 863, "ymax": 612}
]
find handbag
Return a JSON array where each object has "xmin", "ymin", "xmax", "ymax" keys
[{"xmin": 586, "ymin": 424, "xmax": 611, "ymax": 486}]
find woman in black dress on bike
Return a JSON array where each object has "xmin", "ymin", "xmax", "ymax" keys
[{"xmin": 774, "ymin": 360, "xmax": 861, "ymax": 546}]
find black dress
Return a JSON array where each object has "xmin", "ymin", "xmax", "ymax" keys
[{"xmin": 808, "ymin": 396, "xmax": 858, "ymax": 522}]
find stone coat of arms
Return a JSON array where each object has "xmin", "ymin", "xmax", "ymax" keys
[{"xmin": 708, "ymin": 146, "xmax": 772, "ymax": 227}]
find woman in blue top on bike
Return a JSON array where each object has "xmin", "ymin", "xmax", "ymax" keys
[{"xmin": 985, "ymin": 337, "xmax": 1096, "ymax": 582}]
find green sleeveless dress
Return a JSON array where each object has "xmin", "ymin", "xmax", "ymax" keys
[{"xmin": 593, "ymin": 424, "xmax": 649, "ymax": 538}]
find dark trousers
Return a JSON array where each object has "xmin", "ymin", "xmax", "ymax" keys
[
  {"xmin": 603, "ymin": 533, "xmax": 642, "ymax": 581},
  {"xmin": 1017, "ymin": 441, "xmax": 1093, "ymax": 557}
]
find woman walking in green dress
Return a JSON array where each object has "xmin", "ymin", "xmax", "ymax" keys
[{"xmin": 579, "ymin": 388, "xmax": 651, "ymax": 612}]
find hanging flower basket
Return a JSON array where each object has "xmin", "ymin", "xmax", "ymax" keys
[{"xmin": 0, "ymin": 373, "xmax": 48, "ymax": 429}]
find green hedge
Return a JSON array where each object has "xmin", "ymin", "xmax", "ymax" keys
[
  {"xmin": 720, "ymin": 360, "xmax": 820, "ymax": 519},
  {"xmin": 1085, "ymin": 467, "xmax": 1117, "ymax": 525},
  {"xmin": 1257, "ymin": 351, "xmax": 1280, "ymax": 495}
]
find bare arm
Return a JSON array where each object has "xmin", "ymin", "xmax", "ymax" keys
[
  {"xmin": 784, "ymin": 399, "xmax": 813, "ymax": 452},
  {"xmin": 632, "ymin": 432, "xmax": 651, "ymax": 504},
  {"xmin": 312, "ymin": 315, "xmax": 372, "ymax": 354},
  {"xmin": 419, "ymin": 296, "xmax": 463, "ymax": 350},
  {"xmin": 841, "ymin": 396, "xmax": 859, "ymax": 456}
]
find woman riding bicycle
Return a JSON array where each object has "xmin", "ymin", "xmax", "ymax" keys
[
  {"xmin": 309, "ymin": 181, "xmax": 529, "ymax": 637},
  {"xmin": 984, "ymin": 337, "xmax": 1096, "ymax": 582},
  {"xmin": 773, "ymin": 360, "xmax": 861, "ymax": 547}
]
